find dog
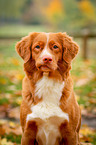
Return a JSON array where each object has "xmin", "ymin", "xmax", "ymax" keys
[{"xmin": 16, "ymin": 32, "xmax": 81, "ymax": 145}]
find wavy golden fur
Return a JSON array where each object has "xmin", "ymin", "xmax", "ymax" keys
[{"xmin": 16, "ymin": 32, "xmax": 81, "ymax": 145}]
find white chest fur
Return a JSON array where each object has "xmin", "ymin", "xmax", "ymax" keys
[{"xmin": 27, "ymin": 76, "xmax": 69, "ymax": 122}]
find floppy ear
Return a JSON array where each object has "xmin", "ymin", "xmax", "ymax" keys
[
  {"xmin": 62, "ymin": 33, "xmax": 79, "ymax": 63},
  {"xmin": 16, "ymin": 32, "xmax": 38, "ymax": 63}
]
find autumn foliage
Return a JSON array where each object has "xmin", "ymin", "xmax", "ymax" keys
[
  {"xmin": 42, "ymin": 0, "xmax": 64, "ymax": 23},
  {"xmin": 41, "ymin": 0, "xmax": 96, "ymax": 30},
  {"xmin": 79, "ymin": 0, "xmax": 95, "ymax": 18}
]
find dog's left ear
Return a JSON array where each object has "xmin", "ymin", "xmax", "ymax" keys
[{"xmin": 62, "ymin": 33, "xmax": 79, "ymax": 63}]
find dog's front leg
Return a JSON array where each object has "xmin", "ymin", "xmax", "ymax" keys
[
  {"xmin": 21, "ymin": 121, "xmax": 38, "ymax": 145},
  {"xmin": 22, "ymin": 77, "xmax": 34, "ymax": 104},
  {"xmin": 60, "ymin": 134, "xmax": 78, "ymax": 145},
  {"xmin": 20, "ymin": 77, "xmax": 34, "ymax": 132},
  {"xmin": 60, "ymin": 123, "xmax": 79, "ymax": 145}
]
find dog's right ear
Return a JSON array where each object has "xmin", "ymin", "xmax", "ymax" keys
[{"xmin": 16, "ymin": 32, "xmax": 38, "ymax": 63}]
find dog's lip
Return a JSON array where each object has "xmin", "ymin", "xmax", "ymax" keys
[
  {"xmin": 38, "ymin": 64, "xmax": 52, "ymax": 71},
  {"xmin": 39, "ymin": 65, "xmax": 50, "ymax": 69}
]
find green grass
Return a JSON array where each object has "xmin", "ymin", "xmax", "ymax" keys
[
  {"xmin": 75, "ymin": 79, "xmax": 96, "ymax": 97},
  {"xmin": 0, "ymin": 98, "xmax": 9, "ymax": 105},
  {"xmin": 0, "ymin": 40, "xmax": 19, "ymax": 57},
  {"xmin": 75, "ymin": 79, "xmax": 96, "ymax": 108},
  {"xmin": 1, "ymin": 134, "xmax": 21, "ymax": 144},
  {"xmin": 72, "ymin": 57, "xmax": 96, "ymax": 109},
  {"xmin": 91, "ymin": 134, "xmax": 96, "ymax": 145},
  {"xmin": 0, "ymin": 24, "xmax": 48, "ymax": 37}
]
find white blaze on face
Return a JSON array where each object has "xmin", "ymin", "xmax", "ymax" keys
[{"xmin": 40, "ymin": 33, "xmax": 52, "ymax": 59}]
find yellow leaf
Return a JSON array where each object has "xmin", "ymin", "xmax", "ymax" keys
[
  {"xmin": 0, "ymin": 119, "xmax": 7, "ymax": 125},
  {"xmin": 80, "ymin": 136, "xmax": 93, "ymax": 142},
  {"xmin": 75, "ymin": 95, "xmax": 80, "ymax": 101},
  {"xmin": 10, "ymin": 58, "xmax": 20, "ymax": 66},
  {"xmin": 80, "ymin": 125, "xmax": 94, "ymax": 136},
  {"xmin": 0, "ymin": 78, "xmax": 7, "ymax": 84},
  {"xmin": 9, "ymin": 121, "xmax": 16, "ymax": 128},
  {"xmin": 1, "ymin": 138, "xmax": 14, "ymax": 145},
  {"xmin": 80, "ymin": 104, "xmax": 84, "ymax": 110},
  {"xmin": 15, "ymin": 73, "xmax": 24, "ymax": 81},
  {"xmin": 16, "ymin": 97, "xmax": 22, "ymax": 105}
]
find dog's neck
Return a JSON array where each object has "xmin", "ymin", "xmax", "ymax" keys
[{"xmin": 35, "ymin": 75, "xmax": 64, "ymax": 105}]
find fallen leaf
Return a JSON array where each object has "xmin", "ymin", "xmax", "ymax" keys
[
  {"xmin": 0, "ymin": 105, "xmax": 9, "ymax": 114},
  {"xmin": 11, "ymin": 126, "xmax": 22, "ymax": 135},
  {"xmin": 0, "ymin": 78, "xmax": 7, "ymax": 84},
  {"xmin": 10, "ymin": 58, "xmax": 20, "ymax": 66},
  {"xmin": 0, "ymin": 119, "xmax": 7, "ymax": 125},
  {"xmin": 92, "ymin": 108, "xmax": 96, "ymax": 114},
  {"xmin": 15, "ymin": 74, "xmax": 24, "ymax": 81},
  {"xmin": 80, "ymin": 135, "xmax": 93, "ymax": 142},
  {"xmin": 75, "ymin": 95, "xmax": 80, "ymax": 101},
  {"xmin": 76, "ymin": 78, "xmax": 89, "ymax": 87},
  {"xmin": 16, "ymin": 97, "xmax": 22, "ymax": 105},
  {"xmin": 3, "ymin": 124, "xmax": 12, "ymax": 134},
  {"xmin": 9, "ymin": 122, "xmax": 16, "ymax": 128},
  {"xmin": 81, "ymin": 108, "xmax": 88, "ymax": 116},
  {"xmin": 14, "ymin": 90, "xmax": 22, "ymax": 96},
  {"xmin": 80, "ymin": 125, "xmax": 95, "ymax": 136},
  {"xmin": 8, "ymin": 85, "xmax": 16, "ymax": 91},
  {"xmin": 0, "ymin": 126, "xmax": 5, "ymax": 135},
  {"xmin": 80, "ymin": 104, "xmax": 84, "ymax": 110},
  {"xmin": 89, "ymin": 98, "xmax": 96, "ymax": 104},
  {"xmin": 5, "ymin": 93, "xmax": 13, "ymax": 99},
  {"xmin": 1, "ymin": 121, "xmax": 22, "ymax": 136},
  {"xmin": 8, "ymin": 107, "xmax": 20, "ymax": 119},
  {"xmin": 81, "ymin": 142, "xmax": 93, "ymax": 145},
  {"xmin": 0, "ymin": 138, "xmax": 14, "ymax": 145}
]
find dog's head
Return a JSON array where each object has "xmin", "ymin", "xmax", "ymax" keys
[{"xmin": 16, "ymin": 32, "xmax": 79, "ymax": 77}]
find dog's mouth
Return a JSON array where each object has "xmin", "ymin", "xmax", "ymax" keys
[
  {"xmin": 36, "ymin": 60, "xmax": 57, "ymax": 72},
  {"xmin": 38, "ymin": 65, "xmax": 52, "ymax": 72}
]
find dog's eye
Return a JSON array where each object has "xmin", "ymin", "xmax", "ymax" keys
[
  {"xmin": 53, "ymin": 45, "xmax": 58, "ymax": 49},
  {"xmin": 35, "ymin": 45, "xmax": 40, "ymax": 49}
]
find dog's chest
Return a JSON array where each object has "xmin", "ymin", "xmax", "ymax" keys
[
  {"xmin": 35, "ymin": 76, "xmax": 64, "ymax": 105},
  {"xmin": 27, "ymin": 76, "xmax": 69, "ymax": 121}
]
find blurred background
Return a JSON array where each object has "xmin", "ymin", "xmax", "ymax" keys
[{"xmin": 0, "ymin": 0, "xmax": 96, "ymax": 144}]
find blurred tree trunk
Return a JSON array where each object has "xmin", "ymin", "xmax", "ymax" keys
[{"xmin": 83, "ymin": 35, "xmax": 88, "ymax": 59}]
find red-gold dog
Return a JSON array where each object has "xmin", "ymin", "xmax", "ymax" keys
[{"xmin": 16, "ymin": 32, "xmax": 81, "ymax": 145}]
